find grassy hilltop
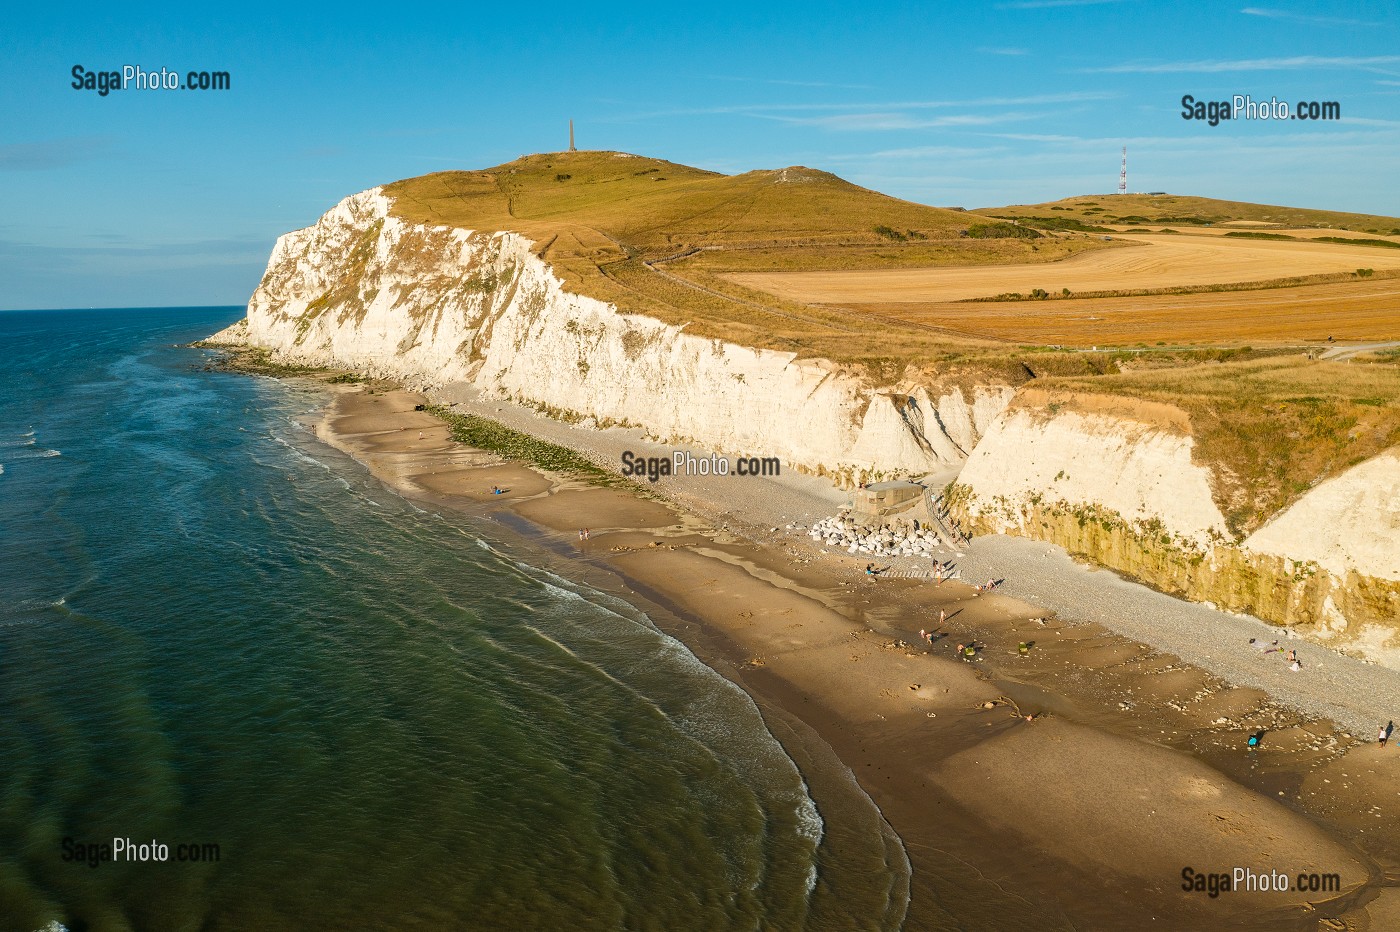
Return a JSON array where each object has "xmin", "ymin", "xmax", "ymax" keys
[
  {"xmin": 384, "ymin": 150, "xmax": 1106, "ymax": 376},
  {"xmin": 378, "ymin": 151, "xmax": 1400, "ymax": 529}
]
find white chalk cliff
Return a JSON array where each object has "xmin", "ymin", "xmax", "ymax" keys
[
  {"xmin": 212, "ymin": 184, "xmax": 1400, "ymax": 660},
  {"xmin": 210, "ymin": 187, "xmax": 1012, "ymax": 483},
  {"xmin": 958, "ymin": 407, "xmax": 1229, "ymax": 549},
  {"xmin": 955, "ymin": 402, "xmax": 1400, "ymax": 662}
]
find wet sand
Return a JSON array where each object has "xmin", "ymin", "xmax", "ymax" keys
[{"xmin": 316, "ymin": 386, "xmax": 1397, "ymax": 931}]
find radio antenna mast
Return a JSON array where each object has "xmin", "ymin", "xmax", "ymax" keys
[{"xmin": 1118, "ymin": 145, "xmax": 1127, "ymax": 195}]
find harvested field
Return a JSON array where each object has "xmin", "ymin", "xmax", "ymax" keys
[
  {"xmin": 724, "ymin": 234, "xmax": 1400, "ymax": 304},
  {"xmin": 853, "ymin": 277, "xmax": 1400, "ymax": 347}
]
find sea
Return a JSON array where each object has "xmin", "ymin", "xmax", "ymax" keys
[{"xmin": 0, "ymin": 307, "xmax": 909, "ymax": 931}]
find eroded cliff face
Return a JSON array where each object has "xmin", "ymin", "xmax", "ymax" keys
[
  {"xmin": 950, "ymin": 401, "xmax": 1400, "ymax": 665},
  {"xmin": 210, "ymin": 188, "xmax": 1013, "ymax": 484}
]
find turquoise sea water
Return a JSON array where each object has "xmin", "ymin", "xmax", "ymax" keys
[{"xmin": 0, "ymin": 308, "xmax": 907, "ymax": 931}]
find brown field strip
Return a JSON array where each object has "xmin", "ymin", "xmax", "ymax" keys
[
  {"xmin": 842, "ymin": 277, "xmax": 1400, "ymax": 346},
  {"xmin": 724, "ymin": 234, "xmax": 1400, "ymax": 304}
]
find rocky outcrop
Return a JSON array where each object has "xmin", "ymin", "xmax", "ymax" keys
[
  {"xmin": 209, "ymin": 188, "xmax": 1014, "ymax": 485},
  {"xmin": 949, "ymin": 400, "xmax": 1400, "ymax": 665}
]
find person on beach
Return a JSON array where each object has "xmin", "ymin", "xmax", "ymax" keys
[
  {"xmin": 1289, "ymin": 658, "xmax": 1302, "ymax": 672},
  {"xmin": 938, "ymin": 609, "xmax": 946, "ymax": 625},
  {"xmin": 583, "ymin": 528, "xmax": 591, "ymax": 540},
  {"xmin": 418, "ymin": 431, "xmax": 424, "ymax": 440},
  {"xmin": 1381, "ymin": 725, "xmax": 1390, "ymax": 748}
]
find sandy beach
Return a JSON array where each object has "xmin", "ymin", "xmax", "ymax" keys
[{"xmin": 312, "ymin": 382, "xmax": 1400, "ymax": 930}]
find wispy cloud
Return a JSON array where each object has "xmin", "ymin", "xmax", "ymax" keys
[
  {"xmin": 1087, "ymin": 55, "xmax": 1400, "ymax": 73},
  {"xmin": 764, "ymin": 79, "xmax": 874, "ymax": 90},
  {"xmin": 998, "ymin": 0, "xmax": 1128, "ymax": 8},
  {"xmin": 1240, "ymin": 7, "xmax": 1379, "ymax": 27},
  {"xmin": 706, "ymin": 75, "xmax": 873, "ymax": 90},
  {"xmin": 978, "ymin": 46, "xmax": 1029, "ymax": 56},
  {"xmin": 0, "ymin": 236, "xmax": 270, "ymax": 260},
  {"xmin": 772, "ymin": 111, "xmax": 1040, "ymax": 131},
  {"xmin": 625, "ymin": 91, "xmax": 1118, "ymax": 121},
  {"xmin": 0, "ymin": 136, "xmax": 117, "ymax": 171},
  {"xmin": 848, "ymin": 145, "xmax": 1011, "ymax": 160}
]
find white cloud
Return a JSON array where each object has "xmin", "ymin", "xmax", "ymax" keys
[
  {"xmin": 0, "ymin": 136, "xmax": 117, "ymax": 171},
  {"xmin": 998, "ymin": 0, "xmax": 1129, "ymax": 8},
  {"xmin": 624, "ymin": 91, "xmax": 1119, "ymax": 121},
  {"xmin": 1240, "ymin": 7, "xmax": 1379, "ymax": 27},
  {"xmin": 1088, "ymin": 55, "xmax": 1400, "ymax": 74},
  {"xmin": 769, "ymin": 111, "xmax": 1041, "ymax": 131}
]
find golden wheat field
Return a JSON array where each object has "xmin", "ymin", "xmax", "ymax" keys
[
  {"xmin": 857, "ymin": 276, "xmax": 1400, "ymax": 346},
  {"xmin": 723, "ymin": 233, "xmax": 1400, "ymax": 304}
]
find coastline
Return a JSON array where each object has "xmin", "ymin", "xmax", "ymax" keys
[{"xmin": 279, "ymin": 372, "xmax": 1400, "ymax": 931}]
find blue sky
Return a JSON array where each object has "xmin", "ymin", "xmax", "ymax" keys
[{"xmin": 2, "ymin": 0, "xmax": 1398, "ymax": 310}]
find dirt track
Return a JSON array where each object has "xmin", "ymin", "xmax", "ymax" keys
[{"xmin": 725, "ymin": 233, "xmax": 1400, "ymax": 304}]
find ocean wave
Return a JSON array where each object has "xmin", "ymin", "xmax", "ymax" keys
[
  {"xmin": 526, "ymin": 572, "xmax": 826, "ymax": 865},
  {"xmin": 270, "ymin": 433, "xmax": 332, "ymax": 471}
]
